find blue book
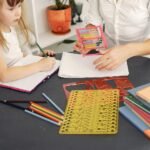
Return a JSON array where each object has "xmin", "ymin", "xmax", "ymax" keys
[
  {"xmin": 119, "ymin": 106, "xmax": 150, "ymax": 139},
  {"xmin": 128, "ymin": 83, "xmax": 150, "ymax": 108}
]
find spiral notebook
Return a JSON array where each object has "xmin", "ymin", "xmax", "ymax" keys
[{"xmin": 0, "ymin": 55, "xmax": 60, "ymax": 93}]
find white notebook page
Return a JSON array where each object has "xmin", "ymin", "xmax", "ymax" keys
[{"xmin": 58, "ymin": 52, "xmax": 129, "ymax": 78}]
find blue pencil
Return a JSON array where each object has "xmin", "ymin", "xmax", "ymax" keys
[
  {"xmin": 2, "ymin": 101, "xmax": 60, "ymax": 126},
  {"xmin": 25, "ymin": 109, "xmax": 61, "ymax": 126},
  {"xmin": 42, "ymin": 93, "xmax": 64, "ymax": 115}
]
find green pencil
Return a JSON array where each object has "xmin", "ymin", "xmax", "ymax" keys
[{"xmin": 36, "ymin": 42, "xmax": 47, "ymax": 57}]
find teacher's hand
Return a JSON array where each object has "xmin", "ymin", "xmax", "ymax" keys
[
  {"xmin": 74, "ymin": 41, "xmax": 88, "ymax": 54},
  {"xmin": 93, "ymin": 44, "xmax": 131, "ymax": 70}
]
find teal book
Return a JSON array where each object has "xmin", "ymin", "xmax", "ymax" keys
[
  {"xmin": 119, "ymin": 106, "xmax": 150, "ymax": 139},
  {"xmin": 128, "ymin": 83, "xmax": 150, "ymax": 108},
  {"xmin": 125, "ymin": 95, "xmax": 150, "ymax": 114}
]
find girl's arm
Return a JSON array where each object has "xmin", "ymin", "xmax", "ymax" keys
[{"xmin": 0, "ymin": 47, "xmax": 55, "ymax": 82}]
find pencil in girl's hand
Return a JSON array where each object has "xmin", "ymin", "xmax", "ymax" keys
[
  {"xmin": 36, "ymin": 43, "xmax": 55, "ymax": 57},
  {"xmin": 36, "ymin": 42, "xmax": 47, "ymax": 57}
]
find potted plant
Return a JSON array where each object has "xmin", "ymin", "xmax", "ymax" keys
[{"xmin": 47, "ymin": 0, "xmax": 74, "ymax": 34}]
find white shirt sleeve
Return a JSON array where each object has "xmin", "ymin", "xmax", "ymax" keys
[{"xmin": 85, "ymin": 0, "xmax": 103, "ymax": 26}]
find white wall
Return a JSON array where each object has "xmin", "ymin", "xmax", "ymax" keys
[{"xmin": 23, "ymin": 0, "xmax": 55, "ymax": 39}]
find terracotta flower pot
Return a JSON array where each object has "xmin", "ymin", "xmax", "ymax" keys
[{"xmin": 47, "ymin": 5, "xmax": 71, "ymax": 34}]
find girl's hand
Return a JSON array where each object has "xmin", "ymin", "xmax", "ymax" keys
[
  {"xmin": 43, "ymin": 50, "xmax": 55, "ymax": 57},
  {"xmin": 93, "ymin": 44, "xmax": 132, "ymax": 70},
  {"xmin": 38, "ymin": 57, "xmax": 56, "ymax": 72}
]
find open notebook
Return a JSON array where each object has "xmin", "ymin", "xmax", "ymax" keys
[
  {"xmin": 0, "ymin": 55, "xmax": 60, "ymax": 93},
  {"xmin": 58, "ymin": 52, "xmax": 129, "ymax": 78}
]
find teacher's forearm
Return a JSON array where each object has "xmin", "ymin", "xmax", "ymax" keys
[{"xmin": 126, "ymin": 40, "xmax": 150, "ymax": 57}]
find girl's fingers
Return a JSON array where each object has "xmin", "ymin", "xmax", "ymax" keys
[{"xmin": 44, "ymin": 50, "xmax": 55, "ymax": 56}]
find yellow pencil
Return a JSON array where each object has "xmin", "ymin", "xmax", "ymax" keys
[
  {"xmin": 29, "ymin": 105, "xmax": 62, "ymax": 124},
  {"xmin": 30, "ymin": 102, "xmax": 64, "ymax": 120}
]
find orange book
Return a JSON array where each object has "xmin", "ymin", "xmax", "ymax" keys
[{"xmin": 136, "ymin": 86, "xmax": 150, "ymax": 103}]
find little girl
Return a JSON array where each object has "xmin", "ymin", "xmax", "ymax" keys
[{"xmin": 0, "ymin": 0, "xmax": 56, "ymax": 82}]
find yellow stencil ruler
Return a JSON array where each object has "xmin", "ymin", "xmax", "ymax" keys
[{"xmin": 59, "ymin": 89, "xmax": 119, "ymax": 134}]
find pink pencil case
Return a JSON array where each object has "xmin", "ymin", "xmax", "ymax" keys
[{"xmin": 76, "ymin": 25, "xmax": 108, "ymax": 53}]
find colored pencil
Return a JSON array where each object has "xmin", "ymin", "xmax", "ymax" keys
[
  {"xmin": 42, "ymin": 93, "xmax": 64, "ymax": 115},
  {"xmin": 1, "ymin": 101, "xmax": 60, "ymax": 126},
  {"xmin": 25, "ymin": 109, "xmax": 61, "ymax": 126},
  {"xmin": 0, "ymin": 99, "xmax": 46, "ymax": 103},
  {"xmin": 30, "ymin": 102, "xmax": 64, "ymax": 120},
  {"xmin": 1, "ymin": 101, "xmax": 26, "ymax": 110},
  {"xmin": 36, "ymin": 42, "xmax": 47, "ymax": 57},
  {"xmin": 28, "ymin": 105, "xmax": 62, "ymax": 124}
]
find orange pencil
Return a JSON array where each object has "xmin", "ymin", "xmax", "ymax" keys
[
  {"xmin": 28, "ymin": 105, "xmax": 62, "ymax": 124},
  {"xmin": 30, "ymin": 102, "xmax": 64, "ymax": 120}
]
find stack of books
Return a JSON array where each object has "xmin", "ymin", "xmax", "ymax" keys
[{"xmin": 119, "ymin": 83, "xmax": 150, "ymax": 139}]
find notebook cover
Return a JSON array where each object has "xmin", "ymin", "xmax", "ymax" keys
[
  {"xmin": 119, "ymin": 106, "xmax": 150, "ymax": 138},
  {"xmin": 0, "ymin": 76, "xmax": 48, "ymax": 93}
]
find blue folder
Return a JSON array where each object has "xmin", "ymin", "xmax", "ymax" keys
[{"xmin": 119, "ymin": 106, "xmax": 150, "ymax": 138}]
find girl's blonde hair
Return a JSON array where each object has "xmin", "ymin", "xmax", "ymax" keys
[{"xmin": 0, "ymin": 0, "xmax": 29, "ymax": 48}]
